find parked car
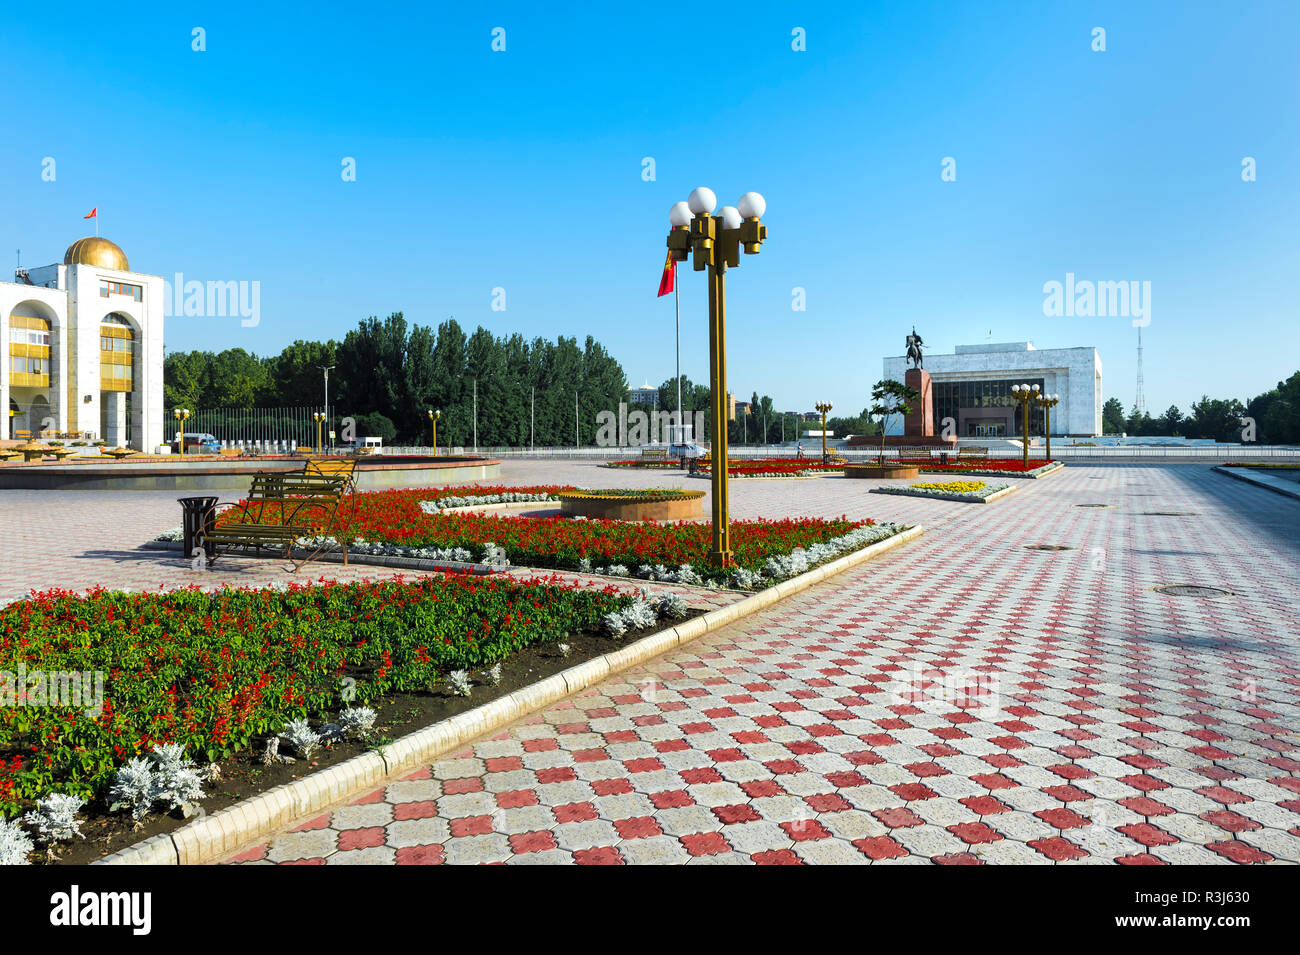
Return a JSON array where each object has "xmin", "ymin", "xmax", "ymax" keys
[
  {"xmin": 669, "ymin": 442, "xmax": 708, "ymax": 462},
  {"xmin": 171, "ymin": 432, "xmax": 221, "ymax": 455}
]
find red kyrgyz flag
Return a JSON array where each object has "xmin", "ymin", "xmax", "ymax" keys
[
  {"xmin": 657, "ymin": 249, "xmax": 676, "ymax": 297},
  {"xmin": 84, "ymin": 208, "xmax": 97, "ymax": 219}
]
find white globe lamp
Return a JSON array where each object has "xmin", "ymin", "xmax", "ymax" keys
[{"xmin": 687, "ymin": 187, "xmax": 717, "ymax": 215}]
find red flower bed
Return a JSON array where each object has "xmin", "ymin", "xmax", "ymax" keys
[
  {"xmin": 914, "ymin": 458, "xmax": 1056, "ymax": 473},
  {"xmin": 697, "ymin": 457, "xmax": 842, "ymax": 475},
  {"xmin": 219, "ymin": 485, "xmax": 868, "ymax": 579},
  {"xmin": 0, "ymin": 574, "xmax": 630, "ymax": 814}
]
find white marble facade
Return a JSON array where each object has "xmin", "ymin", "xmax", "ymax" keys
[
  {"xmin": 1, "ymin": 237, "xmax": 164, "ymax": 450},
  {"xmin": 882, "ymin": 342, "xmax": 1102, "ymax": 436}
]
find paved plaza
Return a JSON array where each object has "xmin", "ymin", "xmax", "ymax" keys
[{"xmin": 2, "ymin": 461, "xmax": 1298, "ymax": 864}]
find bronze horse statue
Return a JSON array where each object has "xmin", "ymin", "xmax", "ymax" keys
[{"xmin": 906, "ymin": 328, "xmax": 924, "ymax": 369}]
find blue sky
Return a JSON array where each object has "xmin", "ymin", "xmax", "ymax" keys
[{"xmin": 2, "ymin": 1, "xmax": 1296, "ymax": 415}]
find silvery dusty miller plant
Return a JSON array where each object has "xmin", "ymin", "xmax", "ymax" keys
[
  {"xmin": 281, "ymin": 719, "xmax": 323, "ymax": 758},
  {"xmin": 22, "ymin": 792, "xmax": 86, "ymax": 844},
  {"xmin": 149, "ymin": 743, "xmax": 205, "ymax": 816},
  {"xmin": 107, "ymin": 757, "xmax": 157, "ymax": 821},
  {"xmin": 339, "ymin": 706, "xmax": 378, "ymax": 737},
  {"xmin": 446, "ymin": 670, "xmax": 473, "ymax": 696},
  {"xmin": 0, "ymin": 817, "xmax": 34, "ymax": 865},
  {"xmin": 657, "ymin": 592, "xmax": 689, "ymax": 620}
]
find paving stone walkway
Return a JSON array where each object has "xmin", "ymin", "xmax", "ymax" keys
[{"xmin": 202, "ymin": 463, "xmax": 1300, "ymax": 864}]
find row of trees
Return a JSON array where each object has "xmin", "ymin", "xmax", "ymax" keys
[
  {"xmin": 645, "ymin": 376, "xmax": 880, "ymax": 445},
  {"xmin": 1101, "ymin": 369, "xmax": 1299, "ymax": 443},
  {"xmin": 164, "ymin": 316, "xmax": 629, "ymax": 447}
]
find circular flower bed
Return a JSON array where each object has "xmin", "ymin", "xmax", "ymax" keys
[
  {"xmin": 556, "ymin": 488, "xmax": 705, "ymax": 521},
  {"xmin": 844, "ymin": 464, "xmax": 920, "ymax": 479}
]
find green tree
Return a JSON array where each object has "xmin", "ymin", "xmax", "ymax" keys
[
  {"xmin": 206, "ymin": 348, "xmax": 272, "ymax": 407},
  {"xmin": 1188, "ymin": 395, "xmax": 1247, "ymax": 443},
  {"xmin": 163, "ymin": 350, "xmax": 208, "ymax": 410},
  {"xmin": 265, "ymin": 339, "xmax": 338, "ymax": 407},
  {"xmin": 1102, "ymin": 397, "xmax": 1125, "ymax": 434},
  {"xmin": 1158, "ymin": 405, "xmax": 1184, "ymax": 435},
  {"xmin": 870, "ymin": 379, "xmax": 920, "ymax": 464}
]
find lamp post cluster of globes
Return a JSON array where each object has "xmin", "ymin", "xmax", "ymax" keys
[
  {"xmin": 1009, "ymin": 383, "xmax": 1061, "ymax": 466},
  {"xmin": 427, "ymin": 409, "xmax": 440, "ymax": 457},
  {"xmin": 665, "ymin": 186, "xmax": 768, "ymax": 567},
  {"xmin": 814, "ymin": 401, "xmax": 833, "ymax": 461},
  {"xmin": 172, "ymin": 408, "xmax": 191, "ymax": 456}
]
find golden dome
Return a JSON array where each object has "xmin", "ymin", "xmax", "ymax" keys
[{"xmin": 64, "ymin": 236, "xmax": 129, "ymax": 271}]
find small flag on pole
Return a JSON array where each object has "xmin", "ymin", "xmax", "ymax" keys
[
  {"xmin": 657, "ymin": 249, "xmax": 676, "ymax": 297},
  {"xmin": 84, "ymin": 208, "xmax": 97, "ymax": 219}
]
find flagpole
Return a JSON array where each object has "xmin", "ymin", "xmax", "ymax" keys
[{"xmin": 674, "ymin": 263, "xmax": 681, "ymax": 442}]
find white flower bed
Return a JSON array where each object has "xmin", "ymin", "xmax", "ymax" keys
[
  {"xmin": 871, "ymin": 483, "xmax": 1011, "ymax": 502},
  {"xmin": 689, "ymin": 470, "xmax": 820, "ymax": 479},
  {"xmin": 421, "ymin": 491, "xmax": 558, "ymax": 511}
]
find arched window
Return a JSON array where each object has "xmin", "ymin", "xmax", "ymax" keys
[
  {"xmin": 100, "ymin": 315, "xmax": 136, "ymax": 391},
  {"xmin": 8, "ymin": 313, "xmax": 51, "ymax": 385}
]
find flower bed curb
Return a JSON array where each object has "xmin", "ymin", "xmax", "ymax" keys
[
  {"xmin": 920, "ymin": 460, "xmax": 1064, "ymax": 480},
  {"xmin": 870, "ymin": 483, "xmax": 1018, "ymax": 504},
  {"xmin": 98, "ymin": 524, "xmax": 923, "ymax": 866},
  {"xmin": 141, "ymin": 539, "xmax": 505, "ymax": 576},
  {"xmin": 1212, "ymin": 465, "xmax": 1300, "ymax": 502}
]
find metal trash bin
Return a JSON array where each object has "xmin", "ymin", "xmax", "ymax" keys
[{"xmin": 177, "ymin": 496, "xmax": 218, "ymax": 562}]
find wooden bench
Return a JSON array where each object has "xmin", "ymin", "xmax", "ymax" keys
[
  {"xmin": 640, "ymin": 447, "xmax": 668, "ymax": 461},
  {"xmin": 205, "ymin": 471, "xmax": 352, "ymax": 572},
  {"xmin": 893, "ymin": 447, "xmax": 934, "ymax": 462},
  {"xmin": 957, "ymin": 446, "xmax": 989, "ymax": 459},
  {"xmin": 305, "ymin": 456, "xmax": 358, "ymax": 488}
]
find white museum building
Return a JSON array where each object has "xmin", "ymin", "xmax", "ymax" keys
[
  {"xmin": 882, "ymin": 341, "xmax": 1103, "ymax": 437},
  {"xmin": 1, "ymin": 237, "xmax": 164, "ymax": 450}
]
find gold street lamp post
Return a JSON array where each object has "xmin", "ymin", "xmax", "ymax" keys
[
  {"xmin": 313, "ymin": 412, "xmax": 325, "ymax": 452},
  {"xmin": 173, "ymin": 408, "xmax": 191, "ymax": 456},
  {"xmin": 666, "ymin": 188, "xmax": 768, "ymax": 568},
  {"xmin": 427, "ymin": 409, "xmax": 440, "ymax": 457},
  {"xmin": 1009, "ymin": 384, "xmax": 1040, "ymax": 469},
  {"xmin": 1035, "ymin": 391, "xmax": 1060, "ymax": 461},
  {"xmin": 814, "ymin": 401, "xmax": 833, "ymax": 461}
]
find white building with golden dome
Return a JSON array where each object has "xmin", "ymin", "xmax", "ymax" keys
[{"xmin": 1, "ymin": 237, "xmax": 164, "ymax": 450}]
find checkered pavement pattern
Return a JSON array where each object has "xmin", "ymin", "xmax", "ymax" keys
[{"xmin": 216, "ymin": 463, "xmax": 1300, "ymax": 864}]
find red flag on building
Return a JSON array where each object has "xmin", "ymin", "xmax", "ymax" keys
[
  {"xmin": 84, "ymin": 208, "xmax": 97, "ymax": 219},
  {"xmin": 657, "ymin": 249, "xmax": 675, "ymax": 297}
]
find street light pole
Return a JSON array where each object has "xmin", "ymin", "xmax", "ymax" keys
[
  {"xmin": 1035, "ymin": 392, "xmax": 1060, "ymax": 461},
  {"xmin": 426, "ymin": 409, "xmax": 440, "ymax": 456},
  {"xmin": 666, "ymin": 187, "xmax": 768, "ymax": 567},
  {"xmin": 173, "ymin": 408, "xmax": 190, "ymax": 455},
  {"xmin": 1010, "ymin": 384, "xmax": 1039, "ymax": 469},
  {"xmin": 815, "ymin": 401, "xmax": 833, "ymax": 461},
  {"xmin": 319, "ymin": 365, "xmax": 334, "ymax": 452}
]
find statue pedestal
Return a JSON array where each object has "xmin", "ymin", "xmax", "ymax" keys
[{"xmin": 904, "ymin": 368, "xmax": 934, "ymax": 437}]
